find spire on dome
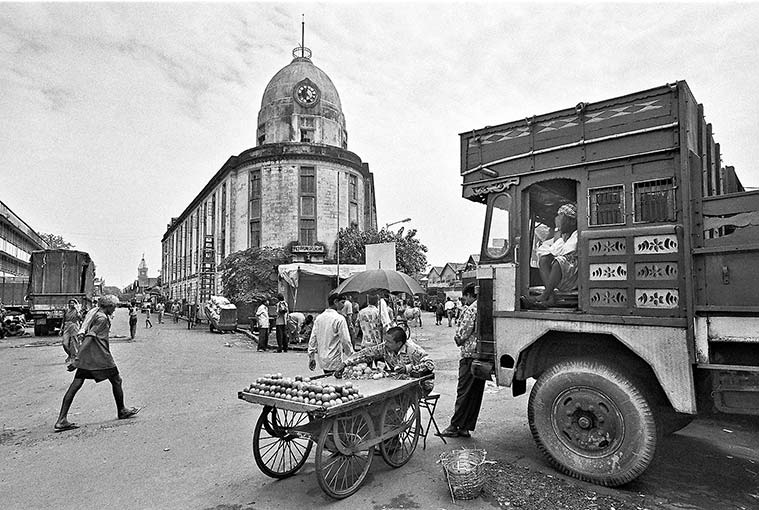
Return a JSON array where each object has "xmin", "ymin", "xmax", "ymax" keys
[{"xmin": 292, "ymin": 14, "xmax": 312, "ymax": 62}]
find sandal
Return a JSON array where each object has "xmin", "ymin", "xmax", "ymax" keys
[
  {"xmin": 54, "ymin": 422, "xmax": 79, "ymax": 432},
  {"xmin": 118, "ymin": 407, "xmax": 141, "ymax": 420}
]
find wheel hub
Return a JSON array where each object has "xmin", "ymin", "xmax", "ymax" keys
[{"xmin": 552, "ymin": 386, "xmax": 624, "ymax": 457}]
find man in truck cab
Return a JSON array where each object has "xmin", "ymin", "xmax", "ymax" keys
[{"xmin": 522, "ymin": 202, "xmax": 578, "ymax": 309}]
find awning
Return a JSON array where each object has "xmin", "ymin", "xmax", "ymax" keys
[{"xmin": 278, "ymin": 263, "xmax": 366, "ymax": 290}]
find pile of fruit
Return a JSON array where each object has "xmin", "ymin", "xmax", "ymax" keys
[
  {"xmin": 244, "ymin": 373, "xmax": 363, "ymax": 408},
  {"xmin": 343, "ymin": 362, "xmax": 390, "ymax": 380}
]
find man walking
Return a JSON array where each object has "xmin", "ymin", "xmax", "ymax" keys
[
  {"xmin": 444, "ymin": 297, "xmax": 456, "ymax": 327},
  {"xmin": 54, "ymin": 295, "xmax": 140, "ymax": 432},
  {"xmin": 256, "ymin": 297, "xmax": 270, "ymax": 351},
  {"xmin": 144, "ymin": 303, "xmax": 153, "ymax": 328},
  {"xmin": 308, "ymin": 293, "xmax": 354, "ymax": 375},
  {"xmin": 128, "ymin": 303, "xmax": 138, "ymax": 340},
  {"xmin": 171, "ymin": 301, "xmax": 180, "ymax": 323},
  {"xmin": 156, "ymin": 302, "xmax": 165, "ymax": 324},
  {"xmin": 438, "ymin": 283, "xmax": 485, "ymax": 438}
]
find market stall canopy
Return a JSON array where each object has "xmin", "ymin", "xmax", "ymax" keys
[
  {"xmin": 278, "ymin": 263, "xmax": 366, "ymax": 289},
  {"xmin": 334, "ymin": 268, "xmax": 426, "ymax": 295}
]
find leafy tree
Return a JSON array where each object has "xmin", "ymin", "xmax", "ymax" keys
[
  {"xmin": 39, "ymin": 232, "xmax": 75, "ymax": 249},
  {"xmin": 336, "ymin": 226, "xmax": 428, "ymax": 276},
  {"xmin": 218, "ymin": 246, "xmax": 288, "ymax": 304}
]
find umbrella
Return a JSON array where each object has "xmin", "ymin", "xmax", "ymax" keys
[{"xmin": 334, "ymin": 268, "xmax": 426, "ymax": 296}]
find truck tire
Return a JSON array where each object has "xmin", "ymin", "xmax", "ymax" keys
[{"xmin": 528, "ymin": 358, "xmax": 658, "ymax": 487}]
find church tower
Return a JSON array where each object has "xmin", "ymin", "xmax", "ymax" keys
[{"xmin": 138, "ymin": 255, "xmax": 148, "ymax": 287}]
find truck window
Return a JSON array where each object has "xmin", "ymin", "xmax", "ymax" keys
[{"xmin": 484, "ymin": 193, "xmax": 512, "ymax": 260}]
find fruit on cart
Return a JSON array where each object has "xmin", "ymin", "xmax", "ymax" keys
[
  {"xmin": 243, "ymin": 374, "xmax": 363, "ymax": 407},
  {"xmin": 343, "ymin": 364, "xmax": 390, "ymax": 380}
]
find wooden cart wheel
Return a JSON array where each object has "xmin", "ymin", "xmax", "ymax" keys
[
  {"xmin": 252, "ymin": 406, "xmax": 313, "ymax": 479},
  {"xmin": 379, "ymin": 390, "xmax": 420, "ymax": 467},
  {"xmin": 314, "ymin": 411, "xmax": 375, "ymax": 499}
]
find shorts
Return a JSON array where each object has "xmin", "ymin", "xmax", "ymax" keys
[
  {"xmin": 75, "ymin": 367, "xmax": 119, "ymax": 383},
  {"xmin": 554, "ymin": 252, "xmax": 579, "ymax": 292}
]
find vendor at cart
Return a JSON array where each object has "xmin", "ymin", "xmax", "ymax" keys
[{"xmin": 336, "ymin": 326, "xmax": 435, "ymax": 394}]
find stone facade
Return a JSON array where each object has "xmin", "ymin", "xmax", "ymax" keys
[{"xmin": 161, "ymin": 47, "xmax": 377, "ymax": 304}]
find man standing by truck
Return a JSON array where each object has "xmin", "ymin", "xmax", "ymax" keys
[
  {"xmin": 438, "ymin": 284, "xmax": 485, "ymax": 438},
  {"xmin": 54, "ymin": 295, "xmax": 140, "ymax": 432}
]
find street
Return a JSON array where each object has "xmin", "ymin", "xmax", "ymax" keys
[{"xmin": 2, "ymin": 310, "xmax": 759, "ymax": 510}]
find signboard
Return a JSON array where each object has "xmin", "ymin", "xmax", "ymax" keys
[
  {"xmin": 366, "ymin": 242, "xmax": 396, "ymax": 270},
  {"xmin": 292, "ymin": 245, "xmax": 325, "ymax": 254}
]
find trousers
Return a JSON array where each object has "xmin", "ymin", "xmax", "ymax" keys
[{"xmin": 450, "ymin": 357, "xmax": 486, "ymax": 431}]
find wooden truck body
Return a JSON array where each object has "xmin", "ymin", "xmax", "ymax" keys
[{"xmin": 460, "ymin": 81, "xmax": 759, "ymax": 486}]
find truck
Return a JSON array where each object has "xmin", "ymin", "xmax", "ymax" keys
[
  {"xmin": 0, "ymin": 275, "xmax": 29, "ymax": 314},
  {"xmin": 459, "ymin": 81, "xmax": 759, "ymax": 486},
  {"xmin": 27, "ymin": 249, "xmax": 95, "ymax": 336}
]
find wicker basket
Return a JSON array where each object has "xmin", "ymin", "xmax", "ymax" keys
[{"xmin": 439, "ymin": 448, "xmax": 489, "ymax": 501}]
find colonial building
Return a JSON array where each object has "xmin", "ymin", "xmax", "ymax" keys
[
  {"xmin": 0, "ymin": 199, "xmax": 49, "ymax": 278},
  {"xmin": 122, "ymin": 255, "xmax": 160, "ymax": 299},
  {"xmin": 161, "ymin": 43, "xmax": 378, "ymax": 303}
]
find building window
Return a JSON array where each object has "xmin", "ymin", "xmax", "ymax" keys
[
  {"xmin": 249, "ymin": 170, "xmax": 262, "ymax": 248},
  {"xmin": 349, "ymin": 203, "xmax": 359, "ymax": 228},
  {"xmin": 634, "ymin": 178, "xmax": 676, "ymax": 223},
  {"xmin": 220, "ymin": 183, "xmax": 227, "ymax": 261},
  {"xmin": 300, "ymin": 117, "xmax": 315, "ymax": 143},
  {"xmin": 349, "ymin": 174, "xmax": 358, "ymax": 201},
  {"xmin": 300, "ymin": 219, "xmax": 316, "ymax": 245},
  {"xmin": 249, "ymin": 221, "xmax": 261, "ymax": 248},
  {"xmin": 349, "ymin": 174, "xmax": 359, "ymax": 228},
  {"xmin": 589, "ymin": 185, "xmax": 624, "ymax": 226},
  {"xmin": 299, "ymin": 167, "xmax": 316, "ymax": 244}
]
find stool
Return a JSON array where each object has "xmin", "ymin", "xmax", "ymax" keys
[{"xmin": 418, "ymin": 392, "xmax": 447, "ymax": 449}]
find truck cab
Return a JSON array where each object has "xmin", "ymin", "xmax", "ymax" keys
[{"xmin": 461, "ymin": 81, "xmax": 759, "ymax": 486}]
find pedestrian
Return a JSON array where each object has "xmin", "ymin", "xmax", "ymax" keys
[
  {"xmin": 54, "ymin": 295, "xmax": 140, "ymax": 432},
  {"xmin": 378, "ymin": 292, "xmax": 394, "ymax": 335},
  {"xmin": 308, "ymin": 293, "xmax": 354, "ymax": 375},
  {"xmin": 156, "ymin": 302, "xmax": 165, "ymax": 324},
  {"xmin": 438, "ymin": 283, "xmax": 485, "ymax": 438},
  {"xmin": 187, "ymin": 302, "xmax": 195, "ymax": 329},
  {"xmin": 287, "ymin": 311, "xmax": 305, "ymax": 344},
  {"xmin": 357, "ymin": 294, "xmax": 382, "ymax": 348},
  {"xmin": 444, "ymin": 297, "xmax": 456, "ymax": 327},
  {"xmin": 340, "ymin": 294, "xmax": 355, "ymax": 341},
  {"xmin": 171, "ymin": 301, "xmax": 180, "ymax": 323},
  {"xmin": 144, "ymin": 303, "xmax": 153, "ymax": 328},
  {"xmin": 128, "ymin": 303, "xmax": 138, "ymax": 340},
  {"xmin": 275, "ymin": 293, "xmax": 289, "ymax": 353},
  {"xmin": 60, "ymin": 299, "xmax": 83, "ymax": 371},
  {"xmin": 435, "ymin": 301, "xmax": 444, "ymax": 326},
  {"xmin": 300, "ymin": 314, "xmax": 314, "ymax": 344},
  {"xmin": 256, "ymin": 297, "xmax": 270, "ymax": 351}
]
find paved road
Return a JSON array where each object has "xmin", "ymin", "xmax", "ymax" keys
[{"xmin": 1, "ymin": 309, "xmax": 758, "ymax": 509}]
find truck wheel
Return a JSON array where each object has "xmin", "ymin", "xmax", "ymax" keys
[{"xmin": 528, "ymin": 358, "xmax": 658, "ymax": 487}]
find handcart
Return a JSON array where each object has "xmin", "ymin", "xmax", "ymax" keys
[{"xmin": 238, "ymin": 374, "xmax": 431, "ymax": 499}]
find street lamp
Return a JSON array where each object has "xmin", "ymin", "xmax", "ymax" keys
[{"xmin": 384, "ymin": 218, "xmax": 411, "ymax": 230}]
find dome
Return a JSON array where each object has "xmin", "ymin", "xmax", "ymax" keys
[
  {"xmin": 257, "ymin": 48, "xmax": 348, "ymax": 148},
  {"xmin": 260, "ymin": 56, "xmax": 343, "ymax": 111}
]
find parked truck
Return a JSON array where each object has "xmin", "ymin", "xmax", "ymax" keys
[
  {"xmin": 459, "ymin": 81, "xmax": 759, "ymax": 486},
  {"xmin": 0, "ymin": 275, "xmax": 29, "ymax": 314},
  {"xmin": 27, "ymin": 249, "xmax": 95, "ymax": 336}
]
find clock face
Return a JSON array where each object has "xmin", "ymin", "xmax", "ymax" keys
[{"xmin": 295, "ymin": 82, "xmax": 319, "ymax": 106}]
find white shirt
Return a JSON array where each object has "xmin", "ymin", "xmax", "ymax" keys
[
  {"xmin": 378, "ymin": 298, "xmax": 393, "ymax": 329},
  {"xmin": 444, "ymin": 300, "xmax": 455, "ymax": 311},
  {"xmin": 308, "ymin": 308, "xmax": 354, "ymax": 371},
  {"xmin": 536, "ymin": 230, "xmax": 578, "ymax": 257},
  {"xmin": 256, "ymin": 304, "xmax": 269, "ymax": 329}
]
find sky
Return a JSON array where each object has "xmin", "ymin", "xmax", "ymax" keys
[{"xmin": 2, "ymin": 2, "xmax": 759, "ymax": 288}]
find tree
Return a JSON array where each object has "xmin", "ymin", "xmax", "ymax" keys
[
  {"xmin": 336, "ymin": 226, "xmax": 428, "ymax": 275},
  {"xmin": 38, "ymin": 232, "xmax": 75, "ymax": 249},
  {"xmin": 218, "ymin": 246, "xmax": 288, "ymax": 304}
]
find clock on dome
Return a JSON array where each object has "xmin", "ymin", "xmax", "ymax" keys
[{"xmin": 294, "ymin": 79, "xmax": 320, "ymax": 107}]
